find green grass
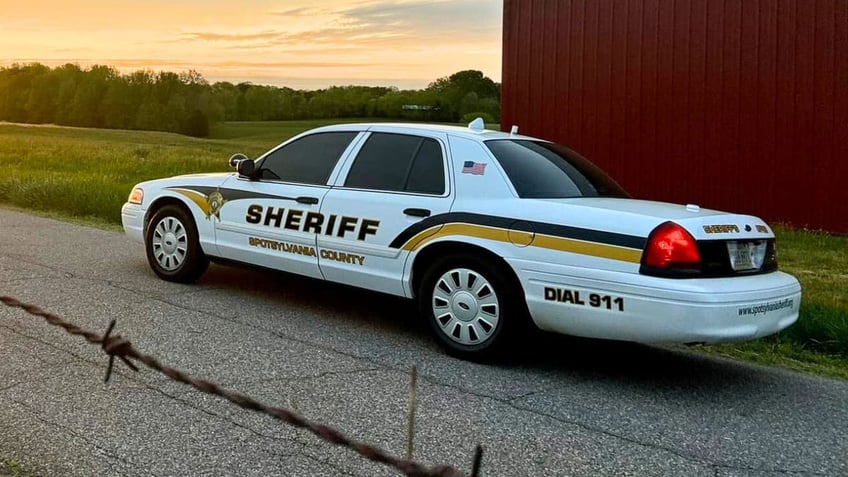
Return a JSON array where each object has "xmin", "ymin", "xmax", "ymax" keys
[
  {"xmin": 701, "ymin": 340, "xmax": 848, "ymax": 380},
  {"xmin": 0, "ymin": 460, "xmax": 35, "ymax": 477},
  {"xmin": 770, "ymin": 226, "xmax": 848, "ymax": 351},
  {"xmin": 0, "ymin": 121, "xmax": 331, "ymax": 223},
  {"xmin": 0, "ymin": 121, "xmax": 845, "ymax": 378}
]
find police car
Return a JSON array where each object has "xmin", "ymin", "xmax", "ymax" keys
[{"xmin": 121, "ymin": 120, "xmax": 801, "ymax": 358}]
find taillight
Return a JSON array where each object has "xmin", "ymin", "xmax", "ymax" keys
[{"xmin": 640, "ymin": 222, "xmax": 701, "ymax": 276}]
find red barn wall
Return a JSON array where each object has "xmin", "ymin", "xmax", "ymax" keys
[{"xmin": 502, "ymin": 0, "xmax": 848, "ymax": 233}]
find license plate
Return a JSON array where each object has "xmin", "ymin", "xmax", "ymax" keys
[{"xmin": 727, "ymin": 241, "xmax": 766, "ymax": 271}]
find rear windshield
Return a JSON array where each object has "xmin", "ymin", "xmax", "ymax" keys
[{"xmin": 485, "ymin": 140, "xmax": 630, "ymax": 199}]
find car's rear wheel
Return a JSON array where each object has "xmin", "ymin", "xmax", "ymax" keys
[
  {"xmin": 145, "ymin": 205, "xmax": 208, "ymax": 283},
  {"xmin": 418, "ymin": 254, "xmax": 521, "ymax": 359}
]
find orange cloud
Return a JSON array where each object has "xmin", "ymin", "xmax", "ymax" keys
[{"xmin": 0, "ymin": 0, "xmax": 502, "ymax": 89}]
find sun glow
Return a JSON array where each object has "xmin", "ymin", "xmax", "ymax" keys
[{"xmin": 0, "ymin": 0, "xmax": 502, "ymax": 89}]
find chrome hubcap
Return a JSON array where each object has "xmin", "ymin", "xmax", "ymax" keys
[
  {"xmin": 431, "ymin": 268, "xmax": 500, "ymax": 345},
  {"xmin": 151, "ymin": 216, "xmax": 187, "ymax": 271}
]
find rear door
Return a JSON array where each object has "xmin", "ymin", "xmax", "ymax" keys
[
  {"xmin": 318, "ymin": 129, "xmax": 454, "ymax": 296},
  {"xmin": 215, "ymin": 130, "xmax": 362, "ymax": 279}
]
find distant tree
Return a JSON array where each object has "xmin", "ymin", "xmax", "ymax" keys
[
  {"xmin": 0, "ymin": 63, "xmax": 501, "ymax": 136},
  {"xmin": 427, "ymin": 70, "xmax": 500, "ymax": 121},
  {"xmin": 24, "ymin": 64, "xmax": 58, "ymax": 124}
]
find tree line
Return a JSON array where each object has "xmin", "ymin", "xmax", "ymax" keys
[{"xmin": 0, "ymin": 63, "xmax": 500, "ymax": 137}]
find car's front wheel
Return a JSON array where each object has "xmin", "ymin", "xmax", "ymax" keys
[
  {"xmin": 419, "ymin": 254, "xmax": 521, "ymax": 359},
  {"xmin": 145, "ymin": 205, "xmax": 208, "ymax": 283}
]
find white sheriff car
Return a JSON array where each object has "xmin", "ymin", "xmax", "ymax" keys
[{"xmin": 122, "ymin": 120, "xmax": 801, "ymax": 358}]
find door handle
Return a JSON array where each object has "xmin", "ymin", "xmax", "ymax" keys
[
  {"xmin": 404, "ymin": 208, "xmax": 431, "ymax": 218},
  {"xmin": 295, "ymin": 196, "xmax": 319, "ymax": 205}
]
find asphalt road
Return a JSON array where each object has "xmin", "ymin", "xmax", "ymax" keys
[{"xmin": 1, "ymin": 208, "xmax": 846, "ymax": 477}]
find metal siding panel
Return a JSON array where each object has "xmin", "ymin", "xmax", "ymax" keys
[
  {"xmin": 640, "ymin": 0, "xmax": 660, "ymax": 198},
  {"xmin": 527, "ymin": 0, "xmax": 542, "ymax": 133},
  {"xmin": 543, "ymin": 0, "xmax": 561, "ymax": 137},
  {"xmin": 835, "ymin": 1, "xmax": 848, "ymax": 233},
  {"xmin": 755, "ymin": 0, "xmax": 779, "ymax": 210},
  {"xmin": 702, "ymin": 0, "xmax": 724, "ymax": 209},
  {"xmin": 595, "ymin": 0, "xmax": 615, "ymax": 176},
  {"xmin": 812, "ymin": 0, "xmax": 836, "ymax": 229},
  {"xmin": 500, "ymin": 0, "xmax": 517, "ymax": 132},
  {"xmin": 623, "ymin": 0, "xmax": 644, "ymax": 193},
  {"xmin": 774, "ymin": 0, "xmax": 799, "ymax": 226},
  {"xmin": 582, "ymin": 0, "xmax": 601, "ymax": 161},
  {"xmin": 501, "ymin": 0, "xmax": 848, "ymax": 232},
  {"xmin": 655, "ymin": 0, "xmax": 676, "ymax": 202},
  {"xmin": 566, "ymin": 0, "xmax": 585, "ymax": 152},
  {"xmin": 608, "ymin": 0, "xmax": 630, "ymax": 182},
  {"xmin": 720, "ymin": 0, "xmax": 744, "ymax": 214},
  {"xmin": 688, "ymin": 0, "xmax": 709, "ymax": 211},
  {"xmin": 519, "ymin": 0, "xmax": 535, "ymax": 131},
  {"xmin": 793, "ymin": 0, "xmax": 817, "ymax": 227},
  {"xmin": 672, "ymin": 0, "xmax": 692, "ymax": 202},
  {"xmin": 554, "ymin": 0, "xmax": 572, "ymax": 142}
]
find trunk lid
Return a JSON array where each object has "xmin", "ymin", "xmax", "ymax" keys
[{"xmin": 540, "ymin": 197, "xmax": 775, "ymax": 240}]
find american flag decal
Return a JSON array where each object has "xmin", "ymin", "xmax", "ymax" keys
[{"xmin": 462, "ymin": 161, "xmax": 487, "ymax": 175}]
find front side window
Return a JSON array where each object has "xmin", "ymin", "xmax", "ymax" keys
[
  {"xmin": 485, "ymin": 140, "xmax": 629, "ymax": 199},
  {"xmin": 258, "ymin": 132, "xmax": 357, "ymax": 185},
  {"xmin": 345, "ymin": 133, "xmax": 445, "ymax": 195}
]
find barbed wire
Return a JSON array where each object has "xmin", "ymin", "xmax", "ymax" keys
[{"xmin": 0, "ymin": 295, "xmax": 481, "ymax": 477}]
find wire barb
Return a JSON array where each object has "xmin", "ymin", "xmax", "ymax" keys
[
  {"xmin": 100, "ymin": 319, "xmax": 139, "ymax": 383},
  {"xmin": 1, "ymin": 294, "xmax": 477, "ymax": 477}
]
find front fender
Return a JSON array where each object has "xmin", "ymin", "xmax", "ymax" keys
[{"xmin": 144, "ymin": 191, "xmax": 219, "ymax": 257}]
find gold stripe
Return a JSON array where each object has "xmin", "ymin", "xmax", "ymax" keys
[
  {"xmin": 401, "ymin": 224, "xmax": 445, "ymax": 251},
  {"xmin": 167, "ymin": 188, "xmax": 212, "ymax": 217},
  {"xmin": 403, "ymin": 223, "xmax": 642, "ymax": 263},
  {"xmin": 532, "ymin": 233, "xmax": 643, "ymax": 263}
]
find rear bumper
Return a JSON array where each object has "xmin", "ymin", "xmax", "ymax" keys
[
  {"xmin": 121, "ymin": 203, "xmax": 145, "ymax": 244},
  {"xmin": 510, "ymin": 258, "xmax": 801, "ymax": 344}
]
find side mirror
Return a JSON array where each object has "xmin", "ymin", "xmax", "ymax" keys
[
  {"xmin": 228, "ymin": 153, "xmax": 249, "ymax": 169},
  {"xmin": 237, "ymin": 159, "xmax": 256, "ymax": 179}
]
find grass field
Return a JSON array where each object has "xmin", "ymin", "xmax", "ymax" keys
[
  {"xmin": 1, "ymin": 121, "xmax": 846, "ymax": 377},
  {"xmin": 0, "ymin": 120, "xmax": 332, "ymax": 224}
]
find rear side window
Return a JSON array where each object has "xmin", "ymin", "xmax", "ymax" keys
[
  {"xmin": 259, "ymin": 132, "xmax": 357, "ymax": 185},
  {"xmin": 485, "ymin": 140, "xmax": 629, "ymax": 199},
  {"xmin": 345, "ymin": 133, "xmax": 445, "ymax": 195}
]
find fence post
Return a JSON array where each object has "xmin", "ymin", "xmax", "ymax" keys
[{"xmin": 406, "ymin": 365, "xmax": 418, "ymax": 460}]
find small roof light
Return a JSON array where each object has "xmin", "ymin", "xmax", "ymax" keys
[
  {"xmin": 510, "ymin": 125, "xmax": 519, "ymax": 135},
  {"xmin": 468, "ymin": 117, "xmax": 485, "ymax": 131}
]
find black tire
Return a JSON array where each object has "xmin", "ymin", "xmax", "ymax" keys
[
  {"xmin": 145, "ymin": 205, "xmax": 209, "ymax": 283},
  {"xmin": 418, "ymin": 253, "xmax": 525, "ymax": 360}
]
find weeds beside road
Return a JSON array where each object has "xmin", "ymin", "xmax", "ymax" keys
[
  {"xmin": 0, "ymin": 460, "xmax": 34, "ymax": 477},
  {"xmin": 0, "ymin": 121, "xmax": 845, "ymax": 378}
]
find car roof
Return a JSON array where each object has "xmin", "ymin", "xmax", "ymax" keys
[{"xmin": 305, "ymin": 122, "xmax": 542, "ymax": 143}]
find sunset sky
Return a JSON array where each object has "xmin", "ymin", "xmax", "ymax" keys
[{"xmin": 0, "ymin": 0, "xmax": 503, "ymax": 89}]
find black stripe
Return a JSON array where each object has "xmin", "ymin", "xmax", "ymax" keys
[
  {"xmin": 172, "ymin": 186, "xmax": 295, "ymax": 202},
  {"xmin": 388, "ymin": 212, "xmax": 647, "ymax": 250}
]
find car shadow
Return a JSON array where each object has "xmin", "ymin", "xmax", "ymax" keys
[{"xmin": 196, "ymin": 263, "xmax": 767, "ymax": 392}]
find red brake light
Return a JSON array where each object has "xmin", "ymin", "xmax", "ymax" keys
[{"xmin": 642, "ymin": 222, "xmax": 701, "ymax": 270}]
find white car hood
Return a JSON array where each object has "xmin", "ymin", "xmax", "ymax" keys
[{"xmin": 137, "ymin": 172, "xmax": 234, "ymax": 190}]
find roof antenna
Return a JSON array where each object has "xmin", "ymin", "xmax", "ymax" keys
[
  {"xmin": 510, "ymin": 125, "xmax": 519, "ymax": 135},
  {"xmin": 468, "ymin": 117, "xmax": 485, "ymax": 132}
]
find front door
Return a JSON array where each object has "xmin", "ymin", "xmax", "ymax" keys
[{"xmin": 215, "ymin": 131, "xmax": 362, "ymax": 279}]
